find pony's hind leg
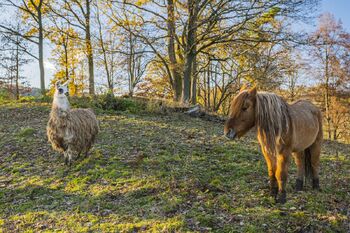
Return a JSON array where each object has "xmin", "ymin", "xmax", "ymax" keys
[
  {"xmin": 293, "ymin": 152, "xmax": 305, "ymax": 191},
  {"xmin": 309, "ymin": 112, "xmax": 323, "ymax": 190},
  {"xmin": 309, "ymin": 141, "xmax": 321, "ymax": 190}
]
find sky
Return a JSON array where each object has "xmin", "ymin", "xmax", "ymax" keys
[{"xmin": 17, "ymin": 0, "xmax": 350, "ymax": 88}]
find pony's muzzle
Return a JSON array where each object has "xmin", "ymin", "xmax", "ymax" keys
[{"xmin": 225, "ymin": 129, "xmax": 237, "ymax": 140}]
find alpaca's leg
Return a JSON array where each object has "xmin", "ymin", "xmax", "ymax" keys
[
  {"xmin": 84, "ymin": 144, "xmax": 92, "ymax": 158},
  {"xmin": 275, "ymin": 152, "xmax": 290, "ymax": 204},
  {"xmin": 76, "ymin": 150, "xmax": 82, "ymax": 160},
  {"xmin": 66, "ymin": 148, "xmax": 73, "ymax": 166},
  {"xmin": 293, "ymin": 152, "xmax": 305, "ymax": 191},
  {"xmin": 261, "ymin": 147, "xmax": 277, "ymax": 197},
  {"xmin": 84, "ymin": 148, "xmax": 89, "ymax": 158},
  {"xmin": 64, "ymin": 151, "xmax": 69, "ymax": 165}
]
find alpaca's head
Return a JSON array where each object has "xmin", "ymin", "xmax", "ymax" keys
[
  {"xmin": 55, "ymin": 81, "xmax": 69, "ymax": 98},
  {"xmin": 53, "ymin": 80, "xmax": 70, "ymax": 111}
]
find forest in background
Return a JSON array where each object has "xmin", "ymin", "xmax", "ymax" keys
[{"xmin": 0, "ymin": 0, "xmax": 349, "ymax": 142}]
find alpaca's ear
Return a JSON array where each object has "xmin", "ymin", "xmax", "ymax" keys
[
  {"xmin": 248, "ymin": 86, "xmax": 257, "ymax": 96},
  {"xmin": 239, "ymin": 83, "xmax": 248, "ymax": 92},
  {"xmin": 62, "ymin": 79, "xmax": 70, "ymax": 86},
  {"xmin": 55, "ymin": 81, "xmax": 61, "ymax": 88}
]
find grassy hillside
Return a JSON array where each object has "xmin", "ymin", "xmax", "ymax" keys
[{"xmin": 0, "ymin": 101, "xmax": 349, "ymax": 232}]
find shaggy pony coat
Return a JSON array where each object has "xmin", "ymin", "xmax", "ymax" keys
[{"xmin": 224, "ymin": 87, "xmax": 322, "ymax": 204}]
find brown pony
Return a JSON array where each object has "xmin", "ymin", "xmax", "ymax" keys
[{"xmin": 224, "ymin": 86, "xmax": 323, "ymax": 203}]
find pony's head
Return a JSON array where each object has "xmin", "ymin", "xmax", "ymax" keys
[
  {"xmin": 224, "ymin": 86, "xmax": 257, "ymax": 140},
  {"xmin": 55, "ymin": 80, "xmax": 70, "ymax": 98}
]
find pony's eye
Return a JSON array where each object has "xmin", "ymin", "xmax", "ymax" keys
[{"xmin": 242, "ymin": 106, "xmax": 248, "ymax": 111}]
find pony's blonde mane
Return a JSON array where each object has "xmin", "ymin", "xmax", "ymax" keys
[{"xmin": 256, "ymin": 92, "xmax": 291, "ymax": 156}]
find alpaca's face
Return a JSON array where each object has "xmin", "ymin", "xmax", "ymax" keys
[{"xmin": 55, "ymin": 81, "xmax": 69, "ymax": 97}]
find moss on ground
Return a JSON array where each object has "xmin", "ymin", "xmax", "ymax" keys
[{"xmin": 0, "ymin": 102, "xmax": 349, "ymax": 232}]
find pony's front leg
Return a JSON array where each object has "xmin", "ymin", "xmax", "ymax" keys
[
  {"xmin": 275, "ymin": 152, "xmax": 290, "ymax": 204},
  {"xmin": 269, "ymin": 171, "xmax": 278, "ymax": 197},
  {"xmin": 261, "ymin": 147, "xmax": 278, "ymax": 197}
]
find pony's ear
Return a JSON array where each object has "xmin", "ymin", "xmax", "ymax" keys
[
  {"xmin": 239, "ymin": 83, "xmax": 248, "ymax": 92},
  {"xmin": 248, "ymin": 86, "xmax": 257, "ymax": 96},
  {"xmin": 55, "ymin": 81, "xmax": 61, "ymax": 88}
]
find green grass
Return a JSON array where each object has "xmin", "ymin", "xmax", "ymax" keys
[{"xmin": 0, "ymin": 102, "xmax": 349, "ymax": 232}]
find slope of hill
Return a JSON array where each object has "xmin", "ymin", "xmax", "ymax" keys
[{"xmin": 0, "ymin": 102, "xmax": 349, "ymax": 232}]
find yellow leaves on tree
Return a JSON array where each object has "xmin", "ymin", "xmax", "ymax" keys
[
  {"xmin": 48, "ymin": 27, "xmax": 85, "ymax": 96},
  {"xmin": 135, "ymin": 0, "xmax": 151, "ymax": 7}
]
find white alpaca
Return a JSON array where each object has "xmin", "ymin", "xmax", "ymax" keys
[{"xmin": 47, "ymin": 81, "xmax": 99, "ymax": 166}]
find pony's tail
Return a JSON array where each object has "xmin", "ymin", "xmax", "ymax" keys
[{"xmin": 304, "ymin": 147, "xmax": 312, "ymax": 179}]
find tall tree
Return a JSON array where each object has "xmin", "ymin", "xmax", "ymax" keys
[
  {"xmin": 108, "ymin": 0, "xmax": 318, "ymax": 104},
  {"xmin": 0, "ymin": 0, "xmax": 47, "ymax": 94},
  {"xmin": 48, "ymin": 24, "xmax": 83, "ymax": 95},
  {"xmin": 310, "ymin": 13, "xmax": 350, "ymax": 139},
  {"xmin": 125, "ymin": 30, "xmax": 149, "ymax": 97},
  {"xmin": 95, "ymin": 1, "xmax": 114, "ymax": 94},
  {"xmin": 182, "ymin": 0, "xmax": 198, "ymax": 103},
  {"xmin": 49, "ymin": 0, "xmax": 95, "ymax": 95},
  {"xmin": 167, "ymin": 0, "xmax": 182, "ymax": 101},
  {"xmin": 0, "ymin": 22, "xmax": 30, "ymax": 99}
]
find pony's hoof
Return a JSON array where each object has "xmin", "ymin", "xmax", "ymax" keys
[
  {"xmin": 312, "ymin": 178, "xmax": 320, "ymax": 190},
  {"xmin": 275, "ymin": 192, "xmax": 286, "ymax": 204},
  {"xmin": 295, "ymin": 179, "xmax": 303, "ymax": 191},
  {"xmin": 270, "ymin": 187, "xmax": 278, "ymax": 197}
]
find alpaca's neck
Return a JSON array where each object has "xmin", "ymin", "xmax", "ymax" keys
[{"xmin": 52, "ymin": 95, "xmax": 70, "ymax": 112}]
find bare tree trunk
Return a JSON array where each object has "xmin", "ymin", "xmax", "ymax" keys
[
  {"xmin": 325, "ymin": 47, "xmax": 331, "ymax": 139},
  {"xmin": 85, "ymin": 0, "xmax": 94, "ymax": 95},
  {"xmin": 38, "ymin": 9, "xmax": 45, "ymax": 94},
  {"xmin": 207, "ymin": 63, "xmax": 211, "ymax": 109},
  {"xmin": 15, "ymin": 35, "xmax": 19, "ymax": 100},
  {"xmin": 191, "ymin": 52, "xmax": 197, "ymax": 104},
  {"xmin": 182, "ymin": 0, "xmax": 198, "ymax": 104},
  {"xmin": 64, "ymin": 38, "xmax": 69, "ymax": 81},
  {"xmin": 183, "ymin": 54, "xmax": 195, "ymax": 103},
  {"xmin": 128, "ymin": 31, "xmax": 135, "ymax": 97},
  {"xmin": 96, "ymin": 4, "xmax": 112, "ymax": 94},
  {"xmin": 203, "ymin": 69, "xmax": 207, "ymax": 108},
  {"xmin": 167, "ymin": 0, "xmax": 182, "ymax": 101},
  {"xmin": 213, "ymin": 63, "xmax": 218, "ymax": 109}
]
